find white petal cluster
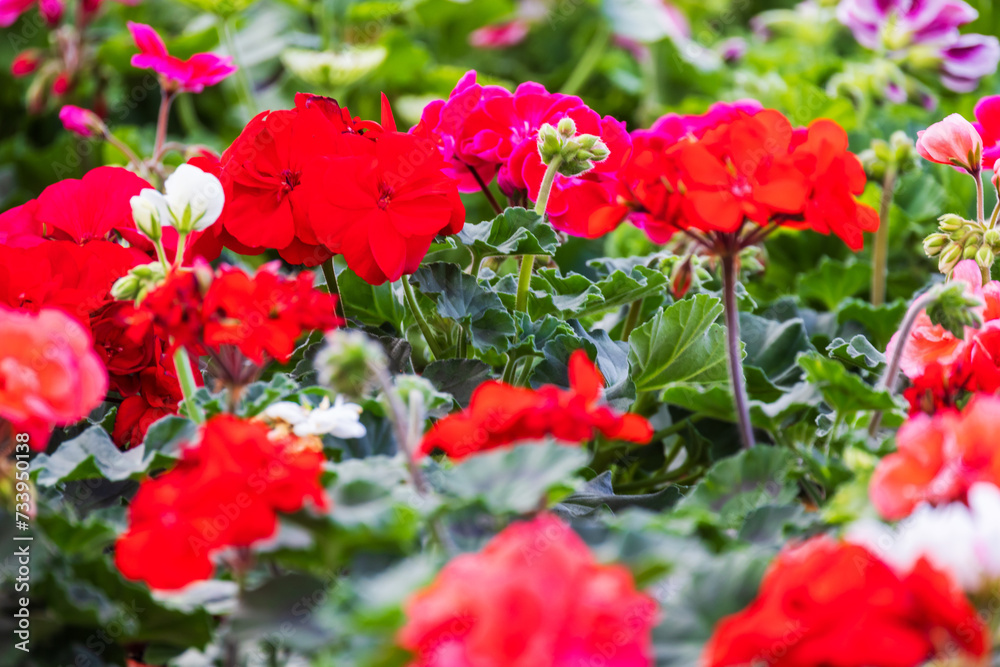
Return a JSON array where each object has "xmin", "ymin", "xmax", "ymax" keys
[
  {"xmin": 263, "ymin": 396, "xmax": 367, "ymax": 439},
  {"xmin": 130, "ymin": 163, "xmax": 225, "ymax": 239},
  {"xmin": 847, "ymin": 482, "xmax": 1000, "ymax": 592}
]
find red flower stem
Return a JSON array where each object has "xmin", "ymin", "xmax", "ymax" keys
[
  {"xmin": 868, "ymin": 290, "xmax": 936, "ymax": 436},
  {"xmin": 401, "ymin": 278, "xmax": 445, "ymax": 360},
  {"xmin": 172, "ymin": 346, "xmax": 205, "ymax": 425},
  {"xmin": 720, "ymin": 251, "xmax": 755, "ymax": 449},
  {"xmin": 466, "ymin": 163, "xmax": 502, "ymax": 215},
  {"xmin": 320, "ymin": 258, "xmax": 347, "ymax": 322},
  {"xmin": 153, "ymin": 90, "xmax": 174, "ymax": 168},
  {"xmin": 870, "ymin": 165, "xmax": 898, "ymax": 307}
]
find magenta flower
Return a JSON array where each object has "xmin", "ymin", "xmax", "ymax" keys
[
  {"xmin": 127, "ymin": 22, "xmax": 237, "ymax": 94},
  {"xmin": 0, "ymin": 0, "xmax": 61, "ymax": 27},
  {"xmin": 837, "ymin": 0, "xmax": 999, "ymax": 93},
  {"xmin": 58, "ymin": 105, "xmax": 104, "ymax": 137},
  {"xmin": 973, "ymin": 96, "xmax": 1000, "ymax": 170},
  {"xmin": 469, "ymin": 20, "xmax": 530, "ymax": 49}
]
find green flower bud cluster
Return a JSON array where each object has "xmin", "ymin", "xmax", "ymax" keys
[
  {"xmin": 110, "ymin": 262, "xmax": 167, "ymax": 303},
  {"xmin": 925, "ymin": 282, "xmax": 984, "ymax": 339},
  {"xmin": 859, "ymin": 131, "xmax": 918, "ymax": 182},
  {"xmin": 537, "ymin": 118, "xmax": 610, "ymax": 177},
  {"xmin": 315, "ymin": 330, "xmax": 386, "ymax": 400},
  {"xmin": 923, "ymin": 214, "xmax": 1000, "ymax": 277}
]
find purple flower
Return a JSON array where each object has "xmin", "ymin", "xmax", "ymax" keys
[{"xmin": 837, "ymin": 0, "xmax": 999, "ymax": 92}]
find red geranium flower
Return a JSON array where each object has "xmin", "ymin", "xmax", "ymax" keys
[
  {"xmin": 127, "ymin": 22, "xmax": 236, "ymax": 94},
  {"xmin": 418, "ymin": 350, "xmax": 653, "ymax": 459},
  {"xmin": 399, "ymin": 514, "xmax": 657, "ymax": 667},
  {"xmin": 115, "ymin": 415, "xmax": 328, "ymax": 590},
  {"xmin": 704, "ymin": 536, "xmax": 987, "ymax": 667},
  {"xmin": 306, "ymin": 131, "xmax": 466, "ymax": 284},
  {"xmin": 870, "ymin": 394, "xmax": 1000, "ymax": 520},
  {"xmin": 140, "ymin": 262, "xmax": 341, "ymax": 364},
  {"xmin": 89, "ymin": 301, "xmax": 156, "ymax": 397},
  {"xmin": 0, "ymin": 305, "xmax": 108, "ymax": 448}
]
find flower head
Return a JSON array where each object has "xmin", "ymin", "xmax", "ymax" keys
[
  {"xmin": 418, "ymin": 350, "xmax": 652, "ymax": 459},
  {"xmin": 916, "ymin": 113, "xmax": 983, "ymax": 172},
  {"xmin": 0, "ymin": 305, "xmax": 108, "ymax": 448},
  {"xmin": 127, "ymin": 22, "xmax": 237, "ymax": 94},
  {"xmin": 399, "ymin": 514, "xmax": 657, "ymax": 667},
  {"xmin": 58, "ymin": 105, "xmax": 104, "ymax": 138}
]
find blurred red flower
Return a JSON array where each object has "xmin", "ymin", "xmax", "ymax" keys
[
  {"xmin": 0, "ymin": 305, "xmax": 108, "ymax": 448},
  {"xmin": 115, "ymin": 415, "xmax": 328, "ymax": 590},
  {"xmin": 704, "ymin": 536, "xmax": 987, "ymax": 667},
  {"xmin": 419, "ymin": 350, "xmax": 652, "ymax": 459},
  {"xmin": 870, "ymin": 394, "xmax": 1000, "ymax": 520},
  {"xmin": 399, "ymin": 514, "xmax": 657, "ymax": 667}
]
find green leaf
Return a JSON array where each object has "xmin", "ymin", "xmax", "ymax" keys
[
  {"xmin": 458, "ymin": 207, "xmax": 559, "ymax": 258},
  {"xmin": 411, "ymin": 263, "xmax": 516, "ymax": 353},
  {"xmin": 422, "ymin": 359, "xmax": 493, "ymax": 407},
  {"xmin": 676, "ymin": 446, "xmax": 799, "ymax": 530},
  {"xmin": 826, "ymin": 335, "xmax": 886, "ymax": 371},
  {"xmin": 628, "ymin": 295, "xmax": 730, "ymax": 393},
  {"xmin": 229, "ymin": 573, "xmax": 337, "ymax": 649},
  {"xmin": 556, "ymin": 472, "xmax": 683, "ymax": 517},
  {"xmin": 740, "ymin": 313, "xmax": 813, "ymax": 386},
  {"xmin": 836, "ymin": 298, "xmax": 906, "ymax": 350},
  {"xmin": 33, "ymin": 427, "xmax": 177, "ymax": 486},
  {"xmin": 338, "ymin": 266, "xmax": 406, "ymax": 329},
  {"xmin": 798, "ymin": 352, "xmax": 898, "ymax": 413},
  {"xmin": 433, "ymin": 442, "xmax": 589, "ymax": 514},
  {"xmin": 797, "ymin": 257, "xmax": 871, "ymax": 311}
]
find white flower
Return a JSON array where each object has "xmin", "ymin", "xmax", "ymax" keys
[
  {"xmin": 847, "ymin": 482, "xmax": 1000, "ymax": 592},
  {"xmin": 263, "ymin": 396, "xmax": 366, "ymax": 439},
  {"xmin": 130, "ymin": 190, "xmax": 167, "ymax": 240},
  {"xmin": 163, "ymin": 163, "xmax": 225, "ymax": 233}
]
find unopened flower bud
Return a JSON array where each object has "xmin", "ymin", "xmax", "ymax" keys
[
  {"xmin": 963, "ymin": 244, "xmax": 979, "ymax": 260},
  {"xmin": 110, "ymin": 274, "xmax": 140, "ymax": 301},
  {"xmin": 315, "ymin": 330, "xmax": 385, "ymax": 399},
  {"xmin": 130, "ymin": 192, "xmax": 164, "ymax": 241},
  {"xmin": 58, "ymin": 105, "xmax": 105, "ymax": 138},
  {"xmin": 938, "ymin": 214, "xmax": 967, "ymax": 233},
  {"xmin": 110, "ymin": 262, "xmax": 166, "ymax": 302},
  {"xmin": 381, "ymin": 375, "xmax": 452, "ymax": 419},
  {"xmin": 889, "ymin": 131, "xmax": 917, "ymax": 169},
  {"xmin": 976, "ymin": 245, "xmax": 995, "ymax": 270},
  {"xmin": 11, "ymin": 50, "xmax": 42, "ymax": 78},
  {"xmin": 938, "ymin": 243, "xmax": 963, "ymax": 273},
  {"xmin": 557, "ymin": 117, "xmax": 576, "ymax": 138},
  {"xmin": 923, "ymin": 233, "xmax": 949, "ymax": 257},
  {"xmin": 985, "ymin": 229, "xmax": 1000, "ymax": 248}
]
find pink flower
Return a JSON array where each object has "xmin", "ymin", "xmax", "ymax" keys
[
  {"xmin": 973, "ymin": 95, "xmax": 1000, "ymax": 169},
  {"xmin": 59, "ymin": 105, "xmax": 104, "ymax": 138},
  {"xmin": 917, "ymin": 113, "xmax": 984, "ymax": 172},
  {"xmin": 127, "ymin": 22, "xmax": 237, "ymax": 94},
  {"xmin": 0, "ymin": 305, "xmax": 108, "ymax": 449},
  {"xmin": 0, "ymin": 0, "xmax": 60, "ymax": 27},
  {"xmin": 469, "ymin": 19, "xmax": 530, "ymax": 49}
]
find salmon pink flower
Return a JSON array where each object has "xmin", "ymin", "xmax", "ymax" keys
[
  {"xmin": 870, "ymin": 395, "xmax": 1000, "ymax": 520},
  {"xmin": 0, "ymin": 305, "xmax": 108, "ymax": 448},
  {"xmin": 705, "ymin": 535, "xmax": 987, "ymax": 667},
  {"xmin": 115, "ymin": 415, "xmax": 328, "ymax": 590},
  {"xmin": 399, "ymin": 514, "xmax": 657, "ymax": 667},
  {"xmin": 916, "ymin": 113, "xmax": 983, "ymax": 173},
  {"xmin": 418, "ymin": 350, "xmax": 652, "ymax": 459},
  {"xmin": 468, "ymin": 19, "xmax": 530, "ymax": 49},
  {"xmin": 127, "ymin": 22, "xmax": 237, "ymax": 94}
]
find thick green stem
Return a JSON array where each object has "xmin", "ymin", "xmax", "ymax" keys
[
  {"xmin": 514, "ymin": 254, "xmax": 534, "ymax": 313},
  {"xmin": 621, "ymin": 298, "xmax": 643, "ymax": 342},
  {"xmin": 871, "ymin": 165, "xmax": 898, "ymax": 307},
  {"xmin": 514, "ymin": 356, "xmax": 534, "ymax": 386},
  {"xmin": 172, "ymin": 346, "xmax": 205, "ymax": 424},
  {"xmin": 533, "ymin": 156, "xmax": 562, "ymax": 217},
  {"xmin": 320, "ymin": 258, "xmax": 347, "ymax": 322},
  {"xmin": 561, "ymin": 23, "xmax": 611, "ymax": 96},
  {"xmin": 501, "ymin": 354, "xmax": 519, "ymax": 385},
  {"xmin": 402, "ymin": 278, "xmax": 444, "ymax": 360},
  {"xmin": 172, "ymin": 232, "xmax": 188, "ymax": 270},
  {"xmin": 220, "ymin": 17, "xmax": 258, "ymax": 118},
  {"xmin": 721, "ymin": 252, "xmax": 755, "ymax": 449}
]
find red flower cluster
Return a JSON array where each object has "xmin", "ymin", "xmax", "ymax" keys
[
  {"xmin": 705, "ymin": 536, "xmax": 987, "ymax": 667},
  {"xmin": 870, "ymin": 394, "xmax": 1000, "ymax": 520},
  {"xmin": 589, "ymin": 103, "xmax": 878, "ymax": 249},
  {"xmin": 140, "ymin": 262, "xmax": 341, "ymax": 365},
  {"xmin": 0, "ymin": 305, "xmax": 108, "ymax": 448},
  {"xmin": 418, "ymin": 350, "xmax": 652, "ymax": 459},
  {"xmin": 115, "ymin": 415, "xmax": 328, "ymax": 590},
  {"xmin": 218, "ymin": 93, "xmax": 465, "ymax": 283},
  {"xmin": 887, "ymin": 260, "xmax": 1000, "ymax": 415},
  {"xmin": 412, "ymin": 70, "xmax": 629, "ymax": 237},
  {"xmin": 398, "ymin": 514, "xmax": 657, "ymax": 667},
  {"xmin": 0, "ymin": 166, "xmax": 227, "ymax": 449}
]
